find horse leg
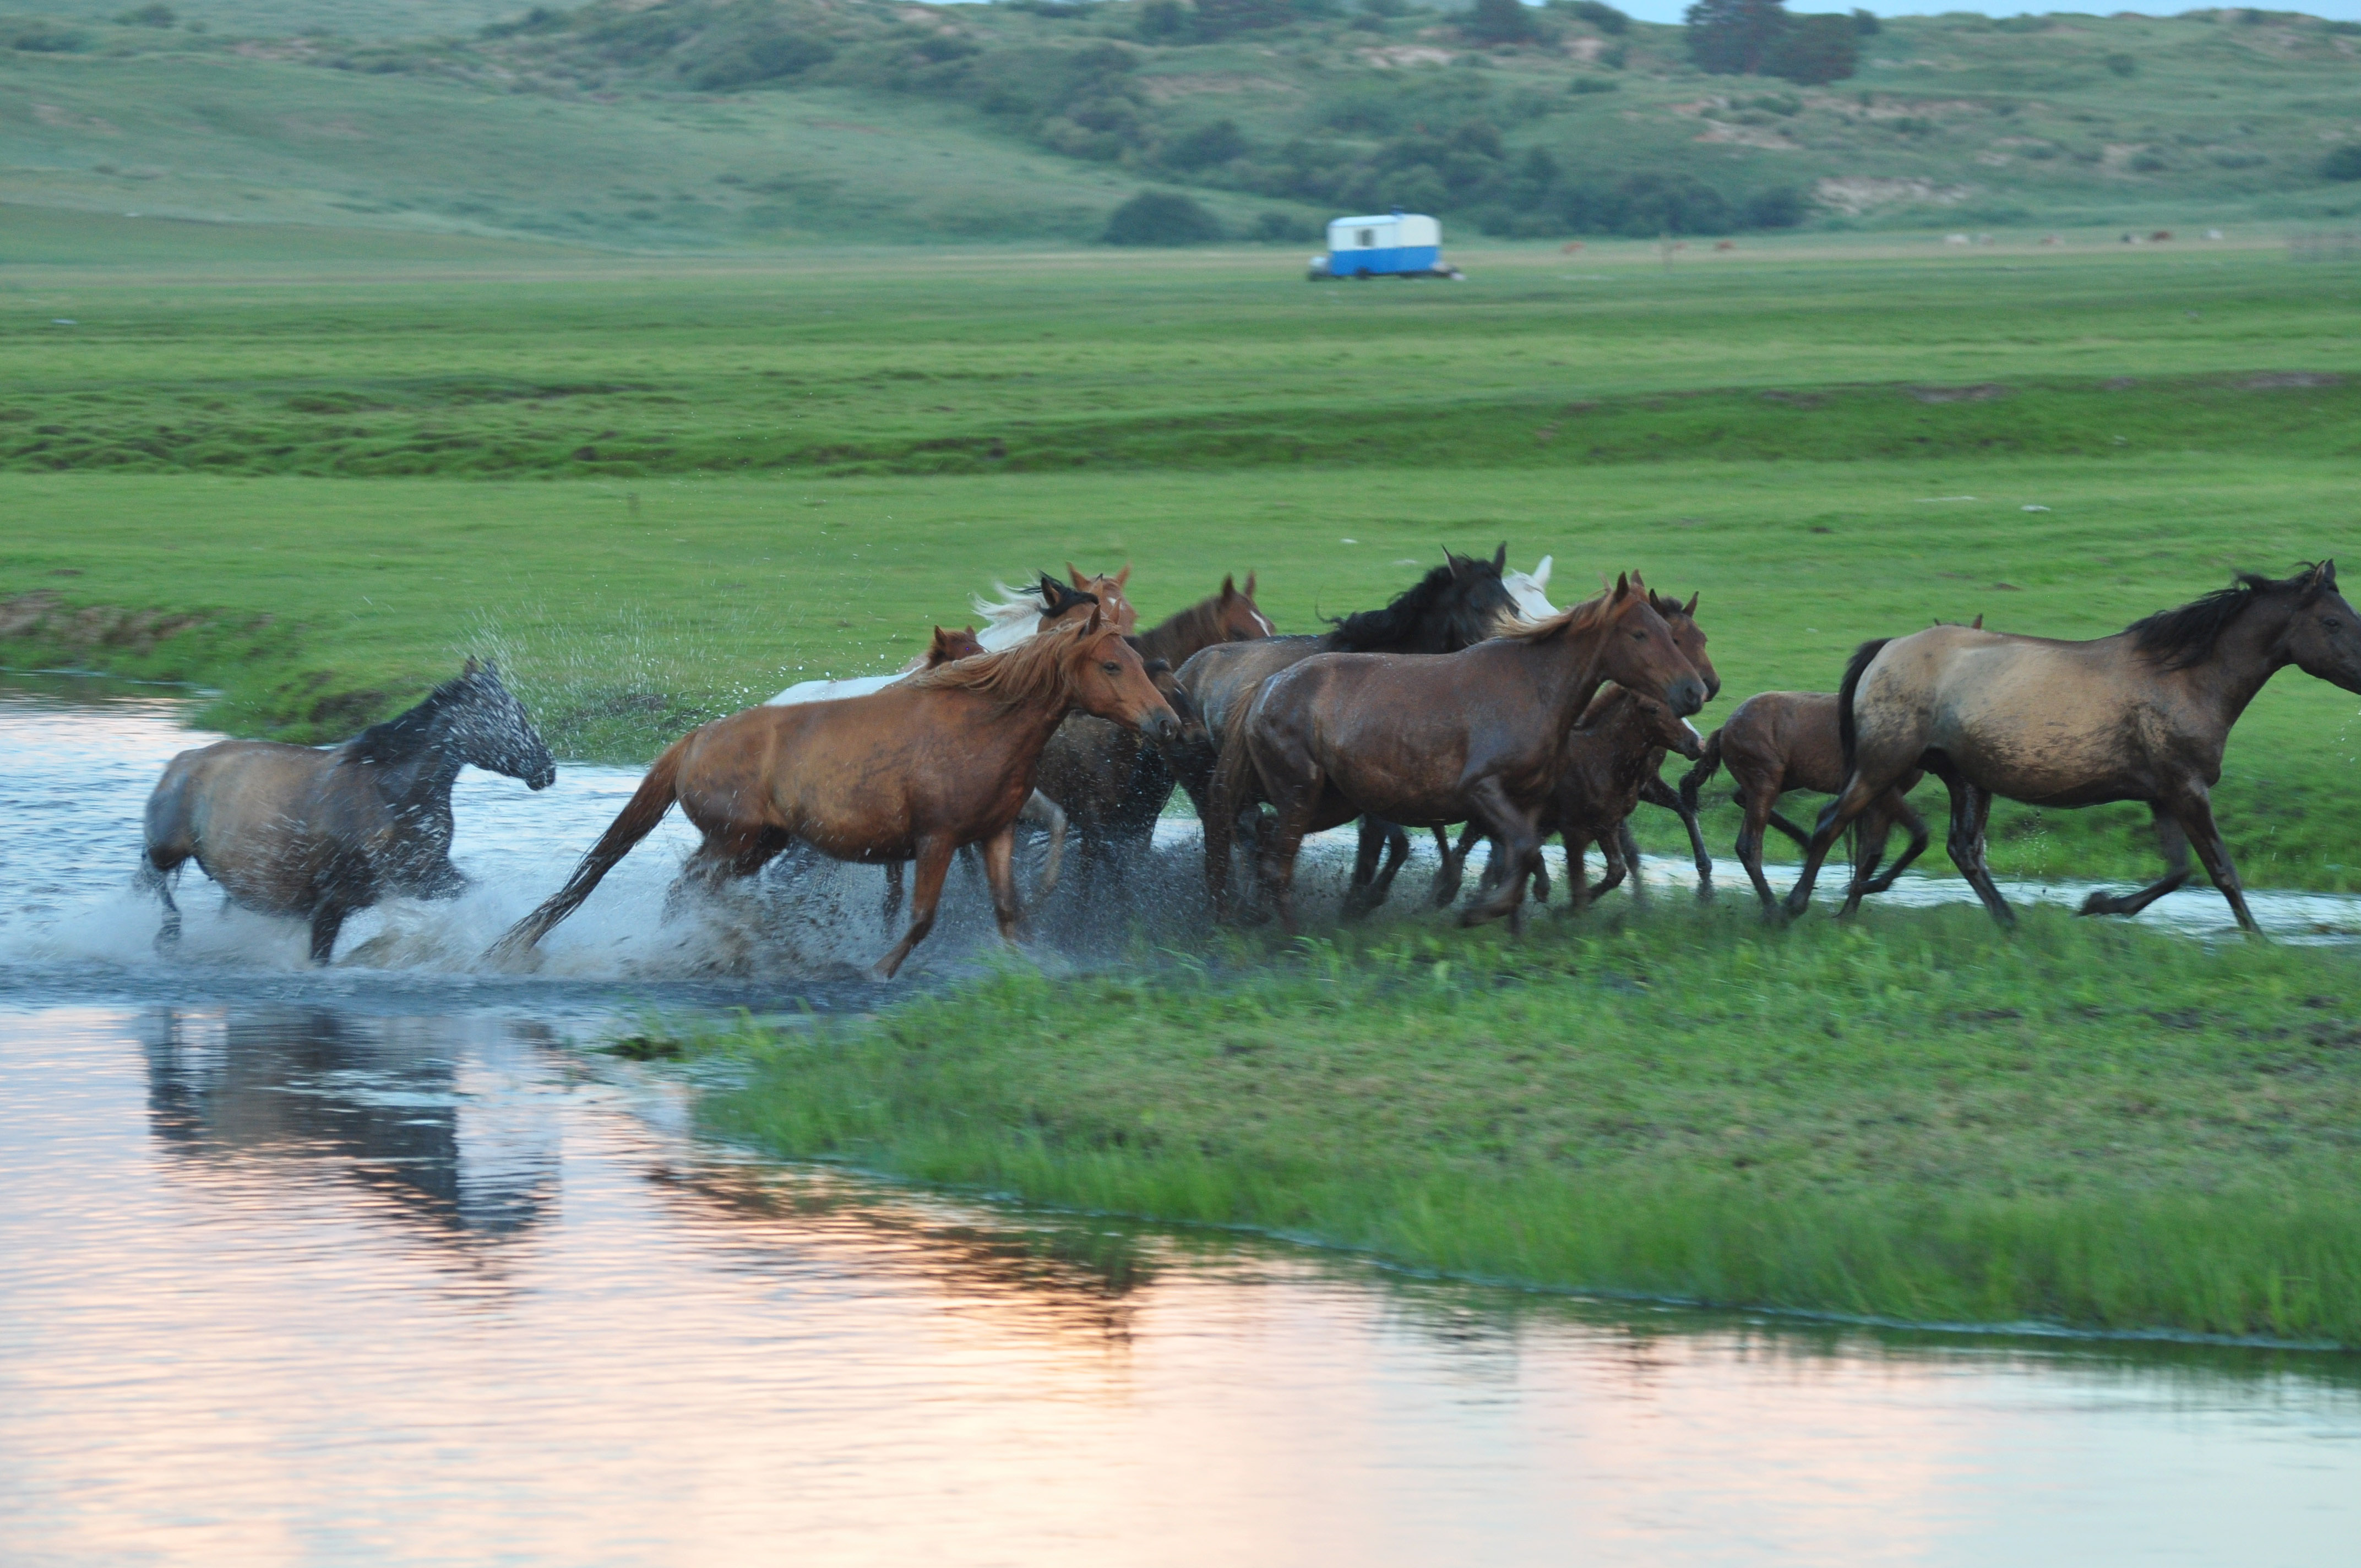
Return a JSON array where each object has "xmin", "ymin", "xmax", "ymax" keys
[
  {"xmin": 1645, "ymin": 770, "xmax": 1712, "ymax": 886},
  {"xmin": 882, "ymin": 861, "xmax": 905, "ymax": 927},
  {"xmin": 1782, "ymin": 772, "xmax": 1891, "ymax": 920},
  {"xmin": 1342, "ymin": 818, "xmax": 1388, "ymax": 921},
  {"xmin": 1021, "ymin": 790, "xmax": 1067, "ymax": 901},
  {"xmin": 1859, "ymin": 791, "xmax": 1930, "ymax": 896},
  {"xmin": 1459, "ymin": 779, "xmax": 1541, "ymax": 930},
  {"xmin": 1736, "ymin": 781, "xmax": 1783, "ymax": 913},
  {"xmin": 2079, "ymin": 804, "xmax": 2194, "ymax": 918},
  {"xmin": 1259, "ymin": 795, "xmax": 1319, "ymax": 938},
  {"xmin": 2160, "ymin": 789, "xmax": 2258, "ymax": 933},
  {"xmin": 1933, "ymin": 771, "xmax": 2015, "ymax": 927},
  {"xmin": 138, "ymin": 850, "xmax": 184, "ymax": 951},
  {"xmin": 308, "ymin": 901, "xmax": 350, "ymax": 966},
  {"xmin": 1432, "ymin": 824, "xmax": 1479, "ymax": 907},
  {"xmin": 873, "ymin": 839, "xmax": 954, "ymax": 979},
  {"xmin": 1365, "ymin": 821, "xmax": 1412, "ymax": 906},
  {"xmin": 979, "ymin": 827, "xmax": 1024, "ymax": 947},
  {"xmin": 1617, "ymin": 817, "xmax": 1646, "ymax": 900},
  {"xmin": 1587, "ymin": 832, "xmax": 1626, "ymax": 902}
]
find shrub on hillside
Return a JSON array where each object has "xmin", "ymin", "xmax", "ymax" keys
[
  {"xmin": 1464, "ymin": 0, "xmax": 1537, "ymax": 45},
  {"xmin": 1104, "ymin": 190, "xmax": 1224, "ymax": 244},
  {"xmin": 1765, "ymin": 13, "xmax": 1856, "ymax": 84},
  {"xmin": 114, "ymin": 4, "xmax": 175, "ymax": 26},
  {"xmin": 2321, "ymin": 145, "xmax": 2361, "ymax": 182},
  {"xmin": 1549, "ymin": 0, "xmax": 1630, "ymax": 35},
  {"xmin": 2106, "ymin": 51, "xmax": 2137, "ymax": 77},
  {"xmin": 1165, "ymin": 118, "xmax": 1251, "ymax": 170},
  {"xmin": 1685, "ymin": 0, "xmax": 1854, "ymax": 83}
]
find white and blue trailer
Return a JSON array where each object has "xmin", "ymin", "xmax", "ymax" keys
[{"xmin": 1308, "ymin": 210, "xmax": 1462, "ymax": 281}]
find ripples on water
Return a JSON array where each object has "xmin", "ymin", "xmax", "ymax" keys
[{"xmin": 2, "ymin": 676, "xmax": 2358, "ymax": 1567}]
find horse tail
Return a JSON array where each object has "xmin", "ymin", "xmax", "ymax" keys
[
  {"xmin": 1677, "ymin": 726, "xmax": 1724, "ymax": 820},
  {"xmin": 1836, "ymin": 638, "xmax": 1892, "ymax": 777},
  {"xmin": 1203, "ymin": 722, "xmax": 1261, "ymax": 918},
  {"xmin": 489, "ymin": 738, "xmax": 687, "ymax": 960}
]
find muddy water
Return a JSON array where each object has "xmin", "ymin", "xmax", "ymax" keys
[{"xmin": 2, "ymin": 677, "xmax": 2358, "ymax": 1566}]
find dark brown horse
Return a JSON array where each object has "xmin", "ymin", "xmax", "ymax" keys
[
  {"xmin": 1445, "ymin": 691, "xmax": 1706, "ymax": 911},
  {"xmin": 139, "ymin": 660, "xmax": 556, "ymax": 963},
  {"xmin": 490, "ymin": 611, "xmax": 1179, "ymax": 978},
  {"xmin": 1785, "ymin": 563, "xmax": 2361, "ymax": 930},
  {"xmin": 1427, "ymin": 587, "xmax": 1722, "ymax": 911},
  {"xmin": 1034, "ymin": 573, "xmax": 1274, "ymax": 875},
  {"xmin": 1211, "ymin": 576, "xmax": 1707, "ymax": 931},
  {"xmin": 1175, "ymin": 547, "xmax": 1524, "ymax": 910},
  {"xmin": 1678, "ymin": 692, "xmax": 1928, "ymax": 914}
]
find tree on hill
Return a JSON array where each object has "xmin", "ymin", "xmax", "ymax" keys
[
  {"xmin": 1465, "ymin": 0, "xmax": 1538, "ymax": 46},
  {"xmin": 1104, "ymin": 190, "xmax": 1225, "ymax": 244},
  {"xmin": 1686, "ymin": 0, "xmax": 1854, "ymax": 84}
]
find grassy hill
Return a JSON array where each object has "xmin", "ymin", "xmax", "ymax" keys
[{"xmin": 3, "ymin": 1, "xmax": 2360, "ymax": 248}]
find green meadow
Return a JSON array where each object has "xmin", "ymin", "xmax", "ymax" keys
[
  {"xmin": 5, "ymin": 235, "xmax": 2359, "ymax": 886},
  {"xmin": 701, "ymin": 904, "xmax": 2361, "ymax": 1345}
]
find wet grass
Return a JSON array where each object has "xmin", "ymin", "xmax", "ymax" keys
[{"xmin": 700, "ymin": 903, "xmax": 2361, "ymax": 1347}]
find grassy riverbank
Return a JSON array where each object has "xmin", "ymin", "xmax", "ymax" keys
[{"xmin": 701, "ymin": 903, "xmax": 2361, "ymax": 1346}]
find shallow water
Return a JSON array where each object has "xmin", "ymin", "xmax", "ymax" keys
[{"xmin": 3, "ymin": 677, "xmax": 2359, "ymax": 1565}]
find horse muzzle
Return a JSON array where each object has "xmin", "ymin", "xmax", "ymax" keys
[
  {"xmin": 527, "ymin": 764, "xmax": 557, "ymax": 791},
  {"xmin": 1667, "ymin": 677, "xmax": 1708, "ymax": 718},
  {"xmin": 1141, "ymin": 706, "xmax": 1182, "ymax": 744}
]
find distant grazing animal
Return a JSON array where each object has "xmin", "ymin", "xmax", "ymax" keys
[
  {"xmin": 1034, "ymin": 573, "xmax": 1272, "ymax": 879},
  {"xmin": 1678, "ymin": 692, "xmax": 1928, "ymax": 914},
  {"xmin": 489, "ymin": 610, "xmax": 1179, "ymax": 979},
  {"xmin": 138, "ymin": 660, "xmax": 555, "ymax": 964},
  {"xmin": 768, "ymin": 625, "xmax": 986, "ymax": 706},
  {"xmin": 1783, "ymin": 562, "xmax": 2361, "ymax": 930},
  {"xmin": 1443, "ymin": 692, "xmax": 1706, "ymax": 912},
  {"xmin": 973, "ymin": 565, "xmax": 1136, "ymax": 651},
  {"xmin": 1211, "ymin": 575, "xmax": 1707, "ymax": 932}
]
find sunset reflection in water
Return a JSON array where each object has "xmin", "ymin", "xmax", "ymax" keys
[{"xmin": 1, "ymin": 1003, "xmax": 2355, "ymax": 1568}]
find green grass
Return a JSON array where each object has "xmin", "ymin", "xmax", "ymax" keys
[
  {"xmin": 6, "ymin": 246, "xmax": 2361, "ymax": 888},
  {"xmin": 700, "ymin": 904, "xmax": 2361, "ymax": 1345}
]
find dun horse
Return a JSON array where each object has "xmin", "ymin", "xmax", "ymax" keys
[
  {"xmin": 1785, "ymin": 563, "xmax": 2361, "ymax": 930},
  {"xmin": 1212, "ymin": 575, "xmax": 1707, "ymax": 931},
  {"xmin": 489, "ymin": 610, "xmax": 1179, "ymax": 979},
  {"xmin": 1034, "ymin": 573, "xmax": 1274, "ymax": 875},
  {"xmin": 139, "ymin": 660, "xmax": 556, "ymax": 963}
]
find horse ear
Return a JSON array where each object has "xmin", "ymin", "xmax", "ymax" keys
[
  {"xmin": 1492, "ymin": 542, "xmax": 1507, "ymax": 572},
  {"xmin": 1084, "ymin": 603, "xmax": 1103, "ymax": 634},
  {"xmin": 1068, "ymin": 562, "xmax": 1088, "ymax": 589},
  {"xmin": 1243, "ymin": 571, "xmax": 1256, "ymax": 597},
  {"xmin": 1629, "ymin": 570, "xmax": 1649, "ymax": 597},
  {"xmin": 1972, "ymin": 613, "xmax": 1984, "ymax": 629},
  {"xmin": 462, "ymin": 656, "xmax": 481, "ymax": 677},
  {"xmin": 1115, "ymin": 564, "xmax": 1131, "ymax": 590},
  {"xmin": 1532, "ymin": 556, "xmax": 1552, "ymax": 590},
  {"xmin": 1221, "ymin": 573, "xmax": 1236, "ymax": 598},
  {"xmin": 1612, "ymin": 572, "xmax": 1631, "ymax": 601},
  {"xmin": 2320, "ymin": 559, "xmax": 2339, "ymax": 590}
]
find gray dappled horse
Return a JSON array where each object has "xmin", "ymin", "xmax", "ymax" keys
[{"xmin": 140, "ymin": 660, "xmax": 555, "ymax": 962}]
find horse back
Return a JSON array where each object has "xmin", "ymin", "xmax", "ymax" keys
[{"xmin": 1178, "ymin": 635, "xmax": 1323, "ymax": 745}]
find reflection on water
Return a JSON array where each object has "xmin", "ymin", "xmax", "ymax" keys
[
  {"xmin": 5, "ymin": 676, "xmax": 2361, "ymax": 1566},
  {"xmin": 1, "ymin": 1000, "xmax": 2357, "ymax": 1568}
]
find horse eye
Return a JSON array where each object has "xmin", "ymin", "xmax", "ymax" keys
[
  {"xmin": 2327, "ymin": 618, "xmax": 2343, "ymax": 632},
  {"xmin": 1101, "ymin": 660, "xmax": 1122, "ymax": 674}
]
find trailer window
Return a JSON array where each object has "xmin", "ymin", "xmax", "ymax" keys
[{"xmin": 1356, "ymin": 228, "xmax": 1375, "ymax": 248}]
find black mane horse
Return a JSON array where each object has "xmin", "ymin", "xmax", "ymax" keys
[{"xmin": 140, "ymin": 660, "xmax": 556, "ymax": 962}]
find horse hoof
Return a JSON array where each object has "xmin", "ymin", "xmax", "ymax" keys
[{"xmin": 2077, "ymin": 891, "xmax": 2119, "ymax": 917}]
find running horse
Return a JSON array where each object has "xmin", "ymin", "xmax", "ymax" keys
[
  {"xmin": 1782, "ymin": 563, "xmax": 2361, "ymax": 930},
  {"xmin": 489, "ymin": 609, "xmax": 1179, "ymax": 979},
  {"xmin": 138, "ymin": 660, "xmax": 556, "ymax": 963},
  {"xmin": 1033, "ymin": 573, "xmax": 1274, "ymax": 876},
  {"xmin": 1211, "ymin": 575, "xmax": 1707, "ymax": 931}
]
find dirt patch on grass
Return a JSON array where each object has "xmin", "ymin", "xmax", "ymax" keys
[{"xmin": 0, "ymin": 594, "xmax": 206, "ymax": 655}]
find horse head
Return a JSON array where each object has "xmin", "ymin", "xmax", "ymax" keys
[
  {"xmin": 1216, "ymin": 572, "xmax": 1275, "ymax": 643},
  {"xmin": 1595, "ymin": 574, "xmax": 1708, "ymax": 718},
  {"xmin": 1329, "ymin": 546, "xmax": 1519, "ymax": 653},
  {"xmin": 1651, "ymin": 589, "xmax": 1721, "ymax": 703},
  {"xmin": 1629, "ymin": 695, "xmax": 1706, "ymax": 762},
  {"xmin": 2281, "ymin": 559, "xmax": 2361, "ymax": 694},
  {"xmin": 928, "ymin": 625, "xmax": 986, "ymax": 666},
  {"xmin": 1504, "ymin": 555, "xmax": 1560, "ymax": 624},
  {"xmin": 1066, "ymin": 562, "xmax": 1139, "ymax": 635},
  {"xmin": 451, "ymin": 660, "xmax": 557, "ymax": 790},
  {"xmin": 1036, "ymin": 572, "xmax": 1102, "ymax": 627},
  {"xmin": 1064, "ymin": 608, "xmax": 1179, "ymax": 743}
]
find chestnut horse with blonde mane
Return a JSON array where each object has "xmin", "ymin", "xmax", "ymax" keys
[{"xmin": 491, "ymin": 610, "xmax": 1178, "ymax": 978}]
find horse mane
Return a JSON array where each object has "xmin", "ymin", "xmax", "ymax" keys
[
  {"xmin": 1649, "ymin": 590, "xmax": 1689, "ymax": 620},
  {"xmin": 1133, "ymin": 589, "xmax": 1242, "ymax": 664},
  {"xmin": 1497, "ymin": 591, "xmax": 1617, "ymax": 644},
  {"xmin": 1326, "ymin": 554, "xmax": 1499, "ymax": 651},
  {"xmin": 906, "ymin": 619, "xmax": 1093, "ymax": 710},
  {"xmin": 345, "ymin": 672, "xmax": 481, "ymax": 763},
  {"xmin": 2128, "ymin": 567, "xmax": 2320, "ymax": 671}
]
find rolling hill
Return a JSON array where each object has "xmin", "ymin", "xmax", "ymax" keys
[{"xmin": 3, "ymin": 1, "xmax": 2359, "ymax": 248}]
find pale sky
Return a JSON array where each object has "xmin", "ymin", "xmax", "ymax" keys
[{"xmin": 1619, "ymin": 1, "xmax": 2361, "ymax": 19}]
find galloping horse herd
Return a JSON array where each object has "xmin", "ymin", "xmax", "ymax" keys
[{"xmin": 136, "ymin": 549, "xmax": 2361, "ymax": 977}]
